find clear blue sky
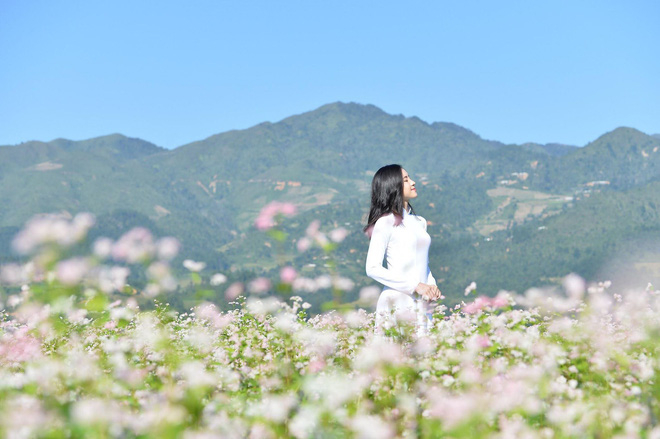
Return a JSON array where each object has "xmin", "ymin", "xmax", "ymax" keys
[{"xmin": 1, "ymin": 0, "xmax": 658, "ymax": 149}]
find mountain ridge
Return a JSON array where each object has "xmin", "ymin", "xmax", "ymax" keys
[{"xmin": 2, "ymin": 103, "xmax": 660, "ymax": 309}]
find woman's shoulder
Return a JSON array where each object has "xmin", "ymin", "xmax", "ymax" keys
[{"xmin": 373, "ymin": 213, "xmax": 396, "ymax": 228}]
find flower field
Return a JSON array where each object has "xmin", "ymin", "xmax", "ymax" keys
[{"xmin": 2, "ymin": 213, "xmax": 660, "ymax": 438}]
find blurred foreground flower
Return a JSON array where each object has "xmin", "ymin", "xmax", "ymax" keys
[
  {"xmin": 254, "ymin": 201, "xmax": 297, "ymax": 231},
  {"xmin": 183, "ymin": 259, "xmax": 206, "ymax": 272},
  {"xmin": 12, "ymin": 212, "xmax": 95, "ymax": 255}
]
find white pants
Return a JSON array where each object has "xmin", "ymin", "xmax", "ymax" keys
[{"xmin": 375, "ymin": 289, "xmax": 432, "ymax": 336}]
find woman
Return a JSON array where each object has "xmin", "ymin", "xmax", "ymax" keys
[{"xmin": 364, "ymin": 164, "xmax": 442, "ymax": 335}]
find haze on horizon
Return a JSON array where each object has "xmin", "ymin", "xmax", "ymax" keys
[{"xmin": 1, "ymin": 0, "xmax": 658, "ymax": 149}]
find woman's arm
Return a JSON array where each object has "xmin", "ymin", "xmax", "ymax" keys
[
  {"xmin": 365, "ymin": 215, "xmax": 419, "ymax": 294},
  {"xmin": 421, "ymin": 216, "xmax": 442, "ymax": 298}
]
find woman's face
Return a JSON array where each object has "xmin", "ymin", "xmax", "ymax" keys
[{"xmin": 401, "ymin": 168, "xmax": 417, "ymax": 202}]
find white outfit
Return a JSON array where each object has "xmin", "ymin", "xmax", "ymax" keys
[{"xmin": 365, "ymin": 209, "xmax": 436, "ymax": 335}]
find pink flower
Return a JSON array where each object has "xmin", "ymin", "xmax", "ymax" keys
[
  {"xmin": 12, "ymin": 213, "xmax": 95, "ymax": 255},
  {"xmin": 195, "ymin": 302, "xmax": 233, "ymax": 328},
  {"xmin": 56, "ymin": 257, "xmax": 89, "ymax": 285},
  {"xmin": 463, "ymin": 297, "xmax": 489, "ymax": 314},
  {"xmin": 490, "ymin": 292, "xmax": 510, "ymax": 308},
  {"xmin": 225, "ymin": 282, "xmax": 244, "ymax": 301},
  {"xmin": 255, "ymin": 201, "xmax": 297, "ymax": 231},
  {"xmin": 279, "ymin": 202, "xmax": 297, "ymax": 216},
  {"xmin": 308, "ymin": 359, "xmax": 326, "ymax": 373},
  {"xmin": 476, "ymin": 335, "xmax": 491, "ymax": 348},
  {"xmin": 296, "ymin": 237, "xmax": 312, "ymax": 252},
  {"xmin": 329, "ymin": 227, "xmax": 348, "ymax": 243},
  {"xmin": 280, "ymin": 266, "xmax": 297, "ymax": 283},
  {"xmin": 0, "ymin": 327, "xmax": 42, "ymax": 364},
  {"xmin": 306, "ymin": 220, "xmax": 321, "ymax": 237},
  {"xmin": 111, "ymin": 227, "xmax": 155, "ymax": 263},
  {"xmin": 249, "ymin": 277, "xmax": 272, "ymax": 294},
  {"xmin": 463, "ymin": 294, "xmax": 509, "ymax": 314}
]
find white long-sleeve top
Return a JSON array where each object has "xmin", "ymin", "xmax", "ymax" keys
[{"xmin": 366, "ymin": 209, "xmax": 436, "ymax": 332}]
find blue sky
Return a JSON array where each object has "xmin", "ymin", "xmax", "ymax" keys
[{"xmin": 1, "ymin": 1, "xmax": 658, "ymax": 149}]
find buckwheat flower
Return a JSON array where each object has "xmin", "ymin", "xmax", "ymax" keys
[
  {"xmin": 0, "ymin": 263, "xmax": 26, "ymax": 285},
  {"xmin": 183, "ymin": 259, "xmax": 206, "ymax": 272},
  {"xmin": 350, "ymin": 415, "xmax": 394, "ymax": 439},
  {"xmin": 56, "ymin": 257, "xmax": 90, "ymax": 285},
  {"xmin": 7, "ymin": 294, "xmax": 23, "ymax": 308},
  {"xmin": 246, "ymin": 297, "xmax": 281, "ymax": 316},
  {"xmin": 476, "ymin": 334, "xmax": 491, "ymax": 348},
  {"xmin": 210, "ymin": 273, "xmax": 228, "ymax": 285},
  {"xmin": 225, "ymin": 282, "xmax": 244, "ymax": 301},
  {"xmin": 314, "ymin": 232, "xmax": 329, "ymax": 246},
  {"xmin": 344, "ymin": 309, "xmax": 369, "ymax": 328},
  {"xmin": 195, "ymin": 303, "xmax": 233, "ymax": 329},
  {"xmin": 333, "ymin": 276, "xmax": 355, "ymax": 291},
  {"xmin": 72, "ymin": 398, "xmax": 123, "ymax": 426},
  {"xmin": 304, "ymin": 372, "xmax": 368, "ymax": 409},
  {"xmin": 0, "ymin": 327, "xmax": 42, "ymax": 364},
  {"xmin": 464, "ymin": 281, "xmax": 477, "ymax": 296},
  {"xmin": 156, "ymin": 237, "xmax": 180, "ymax": 261},
  {"xmin": 14, "ymin": 213, "xmax": 96, "ymax": 255},
  {"xmin": 1, "ymin": 395, "xmax": 52, "ymax": 437},
  {"xmin": 306, "ymin": 220, "xmax": 321, "ymax": 237},
  {"xmin": 142, "ymin": 283, "xmax": 161, "ymax": 298},
  {"xmin": 280, "ymin": 266, "xmax": 297, "ymax": 283},
  {"xmin": 72, "ymin": 212, "xmax": 96, "ymax": 240},
  {"xmin": 563, "ymin": 273, "xmax": 586, "ymax": 301},
  {"xmin": 296, "ymin": 237, "xmax": 312, "ymax": 252},
  {"xmin": 179, "ymin": 361, "xmax": 217, "ymax": 387},
  {"xmin": 289, "ymin": 406, "xmax": 320, "ymax": 439},
  {"xmin": 92, "ymin": 237, "xmax": 113, "ymax": 259},
  {"xmin": 67, "ymin": 308, "xmax": 88, "ymax": 324},
  {"xmin": 248, "ymin": 277, "xmax": 271, "ymax": 294},
  {"xmin": 315, "ymin": 275, "xmax": 332, "ymax": 290},
  {"xmin": 111, "ymin": 227, "xmax": 155, "ymax": 263},
  {"xmin": 255, "ymin": 201, "xmax": 297, "ymax": 231},
  {"xmin": 248, "ymin": 394, "xmax": 297, "ymax": 423},
  {"xmin": 359, "ymin": 286, "xmax": 380, "ymax": 305},
  {"xmin": 329, "ymin": 227, "xmax": 348, "ymax": 243},
  {"xmin": 491, "ymin": 291, "xmax": 512, "ymax": 308},
  {"xmin": 292, "ymin": 277, "xmax": 318, "ymax": 292},
  {"xmin": 96, "ymin": 266, "xmax": 130, "ymax": 293},
  {"xmin": 463, "ymin": 296, "xmax": 489, "ymax": 314},
  {"xmin": 426, "ymin": 389, "xmax": 480, "ymax": 428}
]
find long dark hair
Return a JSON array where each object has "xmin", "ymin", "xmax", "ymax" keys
[{"xmin": 364, "ymin": 164, "xmax": 415, "ymax": 236}]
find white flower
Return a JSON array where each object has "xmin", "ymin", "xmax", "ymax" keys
[
  {"xmin": 210, "ymin": 273, "xmax": 227, "ymax": 285},
  {"xmin": 183, "ymin": 259, "xmax": 206, "ymax": 272}
]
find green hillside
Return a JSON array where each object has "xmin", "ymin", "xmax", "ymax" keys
[{"xmin": 1, "ymin": 103, "xmax": 660, "ymax": 310}]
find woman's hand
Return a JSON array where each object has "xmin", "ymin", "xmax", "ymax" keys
[{"xmin": 415, "ymin": 283, "xmax": 443, "ymax": 301}]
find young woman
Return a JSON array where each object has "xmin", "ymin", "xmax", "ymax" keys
[{"xmin": 364, "ymin": 164, "xmax": 442, "ymax": 335}]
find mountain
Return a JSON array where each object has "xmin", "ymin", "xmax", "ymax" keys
[
  {"xmin": 533, "ymin": 127, "xmax": 660, "ymax": 191},
  {"xmin": 520, "ymin": 142, "xmax": 577, "ymax": 156},
  {"xmin": 1, "ymin": 103, "xmax": 659, "ymax": 309}
]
